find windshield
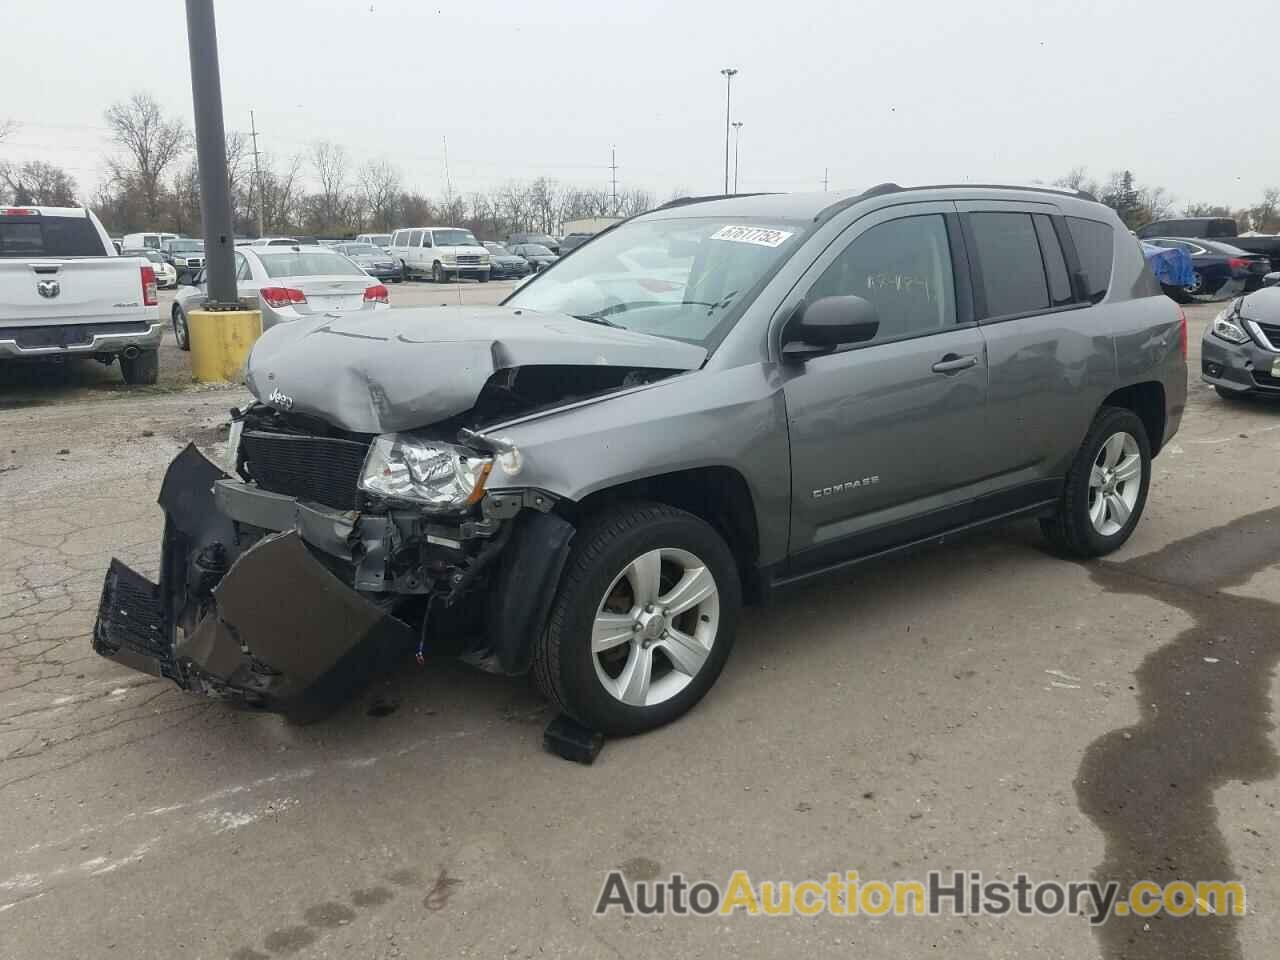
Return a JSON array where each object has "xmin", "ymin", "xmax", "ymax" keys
[
  {"xmin": 485, "ymin": 243, "xmax": 511, "ymax": 256},
  {"xmin": 257, "ymin": 251, "xmax": 367, "ymax": 278},
  {"xmin": 506, "ymin": 216, "xmax": 806, "ymax": 346},
  {"xmin": 342, "ymin": 243, "xmax": 383, "ymax": 256},
  {"xmin": 366, "ymin": 234, "xmax": 391, "ymax": 246},
  {"xmin": 433, "ymin": 229, "xmax": 478, "ymax": 247},
  {"xmin": 521, "ymin": 244, "xmax": 554, "ymax": 256},
  {"xmin": 168, "ymin": 240, "xmax": 203, "ymax": 252}
]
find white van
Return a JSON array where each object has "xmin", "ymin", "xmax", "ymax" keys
[
  {"xmin": 388, "ymin": 227, "xmax": 490, "ymax": 282},
  {"xmin": 121, "ymin": 231, "xmax": 178, "ymax": 252}
]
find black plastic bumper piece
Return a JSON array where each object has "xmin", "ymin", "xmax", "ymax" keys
[
  {"xmin": 94, "ymin": 558, "xmax": 181, "ymax": 684},
  {"xmin": 486, "ymin": 510, "xmax": 575, "ymax": 675}
]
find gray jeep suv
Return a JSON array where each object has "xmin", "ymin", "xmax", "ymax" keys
[{"xmin": 94, "ymin": 184, "xmax": 1187, "ymax": 735}]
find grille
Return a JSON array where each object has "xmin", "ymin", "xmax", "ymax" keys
[
  {"xmin": 1254, "ymin": 321, "xmax": 1280, "ymax": 351},
  {"xmin": 456, "ymin": 255, "xmax": 481, "ymax": 265},
  {"xmin": 240, "ymin": 430, "xmax": 369, "ymax": 510}
]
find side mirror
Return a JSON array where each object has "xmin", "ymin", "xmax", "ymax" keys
[
  {"xmin": 1263, "ymin": 272, "xmax": 1280, "ymax": 289},
  {"xmin": 781, "ymin": 295, "xmax": 880, "ymax": 360}
]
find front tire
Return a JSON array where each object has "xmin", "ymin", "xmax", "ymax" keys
[
  {"xmin": 533, "ymin": 502, "xmax": 741, "ymax": 735},
  {"xmin": 119, "ymin": 349, "xmax": 159, "ymax": 386},
  {"xmin": 432, "ymin": 261, "xmax": 446, "ymax": 283},
  {"xmin": 1040, "ymin": 406, "xmax": 1151, "ymax": 558}
]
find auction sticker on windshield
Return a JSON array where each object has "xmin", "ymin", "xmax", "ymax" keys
[{"xmin": 710, "ymin": 225, "xmax": 794, "ymax": 248}]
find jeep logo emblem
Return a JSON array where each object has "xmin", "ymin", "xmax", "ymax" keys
[
  {"xmin": 267, "ymin": 388, "xmax": 294, "ymax": 411},
  {"xmin": 37, "ymin": 279, "xmax": 60, "ymax": 299}
]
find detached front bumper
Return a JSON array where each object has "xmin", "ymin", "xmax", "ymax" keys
[
  {"xmin": 93, "ymin": 445, "xmax": 415, "ymax": 710},
  {"xmin": 93, "ymin": 443, "xmax": 576, "ymax": 711}
]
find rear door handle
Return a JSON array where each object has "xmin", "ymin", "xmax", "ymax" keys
[{"xmin": 931, "ymin": 353, "xmax": 978, "ymax": 374}]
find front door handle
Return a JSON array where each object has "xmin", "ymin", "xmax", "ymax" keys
[{"xmin": 931, "ymin": 353, "xmax": 978, "ymax": 374}]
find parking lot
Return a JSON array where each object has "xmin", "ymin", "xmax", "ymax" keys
[{"xmin": 1, "ymin": 300, "xmax": 1278, "ymax": 959}]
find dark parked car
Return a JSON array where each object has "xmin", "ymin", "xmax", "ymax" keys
[
  {"xmin": 483, "ymin": 242, "xmax": 532, "ymax": 279},
  {"xmin": 508, "ymin": 231, "xmax": 559, "ymax": 255},
  {"xmin": 510, "ymin": 242, "xmax": 559, "ymax": 272},
  {"xmin": 1201, "ymin": 286, "xmax": 1280, "ymax": 401},
  {"xmin": 1137, "ymin": 217, "xmax": 1280, "ymax": 272},
  {"xmin": 1143, "ymin": 238, "xmax": 1271, "ymax": 299},
  {"xmin": 558, "ymin": 232, "xmax": 594, "ymax": 254},
  {"xmin": 335, "ymin": 242, "xmax": 403, "ymax": 282},
  {"xmin": 95, "ymin": 184, "xmax": 1186, "ymax": 736}
]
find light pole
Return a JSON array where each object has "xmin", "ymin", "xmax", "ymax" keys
[
  {"xmin": 720, "ymin": 67, "xmax": 737, "ymax": 194},
  {"xmin": 732, "ymin": 121, "xmax": 743, "ymax": 194},
  {"xmin": 183, "ymin": 0, "xmax": 237, "ymax": 307}
]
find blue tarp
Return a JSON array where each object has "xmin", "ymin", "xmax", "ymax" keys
[{"xmin": 1142, "ymin": 243, "xmax": 1195, "ymax": 287}]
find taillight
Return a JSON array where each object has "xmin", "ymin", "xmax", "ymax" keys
[
  {"xmin": 1178, "ymin": 307, "xmax": 1188, "ymax": 360},
  {"xmin": 141, "ymin": 265, "xmax": 158, "ymax": 306},
  {"xmin": 259, "ymin": 286, "xmax": 307, "ymax": 308},
  {"xmin": 1228, "ymin": 258, "xmax": 1251, "ymax": 272},
  {"xmin": 363, "ymin": 284, "xmax": 389, "ymax": 304}
]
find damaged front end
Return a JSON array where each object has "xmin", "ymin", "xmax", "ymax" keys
[{"xmin": 94, "ymin": 421, "xmax": 573, "ymax": 712}]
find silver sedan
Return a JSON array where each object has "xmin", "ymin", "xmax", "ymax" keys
[{"xmin": 170, "ymin": 244, "xmax": 391, "ymax": 350}]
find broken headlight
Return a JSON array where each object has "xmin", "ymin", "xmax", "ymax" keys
[
  {"xmin": 359, "ymin": 435, "xmax": 492, "ymax": 511},
  {"xmin": 1211, "ymin": 308, "xmax": 1250, "ymax": 345}
]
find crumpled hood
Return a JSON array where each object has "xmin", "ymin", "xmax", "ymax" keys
[{"xmin": 244, "ymin": 305, "xmax": 707, "ymax": 434}]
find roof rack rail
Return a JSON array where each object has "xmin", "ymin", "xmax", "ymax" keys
[
  {"xmin": 815, "ymin": 181, "xmax": 1099, "ymax": 222},
  {"xmin": 655, "ymin": 192, "xmax": 778, "ymax": 211}
]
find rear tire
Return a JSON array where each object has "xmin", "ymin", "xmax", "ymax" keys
[
  {"xmin": 119, "ymin": 349, "xmax": 159, "ymax": 386},
  {"xmin": 1040, "ymin": 406, "xmax": 1151, "ymax": 558},
  {"xmin": 532, "ymin": 502, "xmax": 741, "ymax": 736}
]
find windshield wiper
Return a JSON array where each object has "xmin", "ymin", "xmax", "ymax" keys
[{"xmin": 573, "ymin": 313, "xmax": 625, "ymax": 328}]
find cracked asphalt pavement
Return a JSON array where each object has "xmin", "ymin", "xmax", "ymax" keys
[{"xmin": 2, "ymin": 301, "xmax": 1279, "ymax": 959}]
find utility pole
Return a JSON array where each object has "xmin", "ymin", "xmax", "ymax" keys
[
  {"xmin": 720, "ymin": 67, "xmax": 737, "ymax": 194},
  {"xmin": 248, "ymin": 109, "xmax": 264, "ymax": 237},
  {"xmin": 442, "ymin": 135, "xmax": 453, "ymax": 206},
  {"xmin": 183, "ymin": 0, "xmax": 237, "ymax": 307},
  {"xmin": 610, "ymin": 145, "xmax": 619, "ymax": 216},
  {"xmin": 822, "ymin": 168, "xmax": 829, "ymax": 192},
  {"xmin": 731, "ymin": 121, "xmax": 743, "ymax": 194}
]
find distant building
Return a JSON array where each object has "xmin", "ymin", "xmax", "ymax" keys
[{"xmin": 561, "ymin": 216, "xmax": 622, "ymax": 237}]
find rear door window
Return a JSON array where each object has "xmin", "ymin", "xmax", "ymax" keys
[
  {"xmin": 408, "ymin": 229, "xmax": 423, "ymax": 247},
  {"xmin": 968, "ymin": 212, "xmax": 1049, "ymax": 317},
  {"xmin": 1066, "ymin": 217, "xmax": 1114, "ymax": 304}
]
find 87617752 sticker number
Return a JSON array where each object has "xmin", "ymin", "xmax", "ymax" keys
[{"xmin": 709, "ymin": 225, "xmax": 794, "ymax": 248}]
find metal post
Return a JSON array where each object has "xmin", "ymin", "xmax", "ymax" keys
[
  {"xmin": 720, "ymin": 68, "xmax": 737, "ymax": 194},
  {"xmin": 732, "ymin": 121, "xmax": 743, "ymax": 194},
  {"xmin": 184, "ymin": 0, "xmax": 237, "ymax": 307}
]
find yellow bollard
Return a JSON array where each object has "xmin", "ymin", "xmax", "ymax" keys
[{"xmin": 188, "ymin": 309, "xmax": 263, "ymax": 383}]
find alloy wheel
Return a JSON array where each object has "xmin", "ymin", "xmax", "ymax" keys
[
  {"xmin": 591, "ymin": 547, "xmax": 720, "ymax": 707},
  {"xmin": 1088, "ymin": 432, "xmax": 1141, "ymax": 536}
]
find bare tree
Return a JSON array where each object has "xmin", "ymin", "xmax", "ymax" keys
[
  {"xmin": 619, "ymin": 188, "xmax": 655, "ymax": 218},
  {"xmin": 1248, "ymin": 188, "xmax": 1280, "ymax": 234},
  {"xmin": 1, "ymin": 160, "xmax": 78, "ymax": 206},
  {"xmin": 0, "ymin": 119, "xmax": 15, "ymax": 143},
  {"xmin": 103, "ymin": 93, "xmax": 191, "ymax": 223},
  {"xmin": 359, "ymin": 159, "xmax": 402, "ymax": 231},
  {"xmin": 260, "ymin": 153, "xmax": 305, "ymax": 234},
  {"xmin": 399, "ymin": 191, "xmax": 434, "ymax": 227},
  {"xmin": 309, "ymin": 140, "xmax": 351, "ymax": 233}
]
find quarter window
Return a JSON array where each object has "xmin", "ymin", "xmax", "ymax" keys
[
  {"xmin": 807, "ymin": 214, "xmax": 957, "ymax": 343},
  {"xmin": 235, "ymin": 253, "xmax": 250, "ymax": 281},
  {"xmin": 1066, "ymin": 217, "xmax": 1114, "ymax": 304},
  {"xmin": 969, "ymin": 212, "xmax": 1049, "ymax": 317}
]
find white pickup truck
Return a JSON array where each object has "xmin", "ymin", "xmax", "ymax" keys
[{"xmin": 0, "ymin": 205, "xmax": 163, "ymax": 384}]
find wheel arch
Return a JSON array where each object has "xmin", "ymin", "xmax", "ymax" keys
[
  {"xmin": 1100, "ymin": 381, "xmax": 1167, "ymax": 456},
  {"xmin": 559, "ymin": 466, "xmax": 763, "ymax": 600}
]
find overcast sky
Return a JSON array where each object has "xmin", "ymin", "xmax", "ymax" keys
[{"xmin": 3, "ymin": 0, "xmax": 1275, "ymax": 209}]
